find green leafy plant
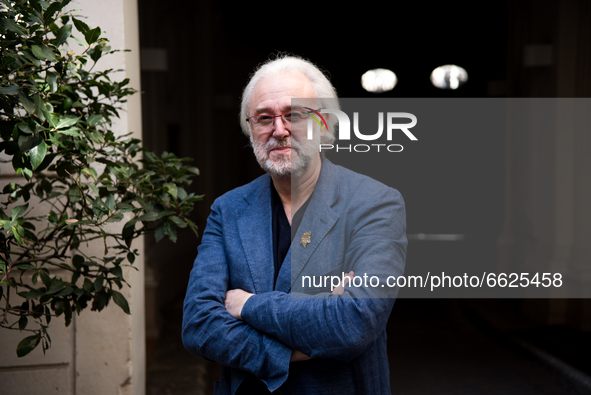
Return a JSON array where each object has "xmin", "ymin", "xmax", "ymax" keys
[{"xmin": 0, "ymin": 0, "xmax": 202, "ymax": 357}]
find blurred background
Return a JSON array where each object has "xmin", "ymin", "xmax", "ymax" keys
[{"xmin": 137, "ymin": 1, "xmax": 591, "ymax": 394}]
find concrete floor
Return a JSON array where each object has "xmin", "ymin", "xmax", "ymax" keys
[{"xmin": 147, "ymin": 299, "xmax": 570, "ymax": 395}]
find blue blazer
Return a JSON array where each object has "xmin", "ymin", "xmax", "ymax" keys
[{"xmin": 182, "ymin": 158, "xmax": 407, "ymax": 395}]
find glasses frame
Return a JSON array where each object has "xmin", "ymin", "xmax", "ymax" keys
[{"xmin": 246, "ymin": 109, "xmax": 315, "ymax": 128}]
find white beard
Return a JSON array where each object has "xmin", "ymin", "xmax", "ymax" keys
[{"xmin": 251, "ymin": 133, "xmax": 319, "ymax": 179}]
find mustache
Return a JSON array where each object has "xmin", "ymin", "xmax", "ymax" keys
[{"xmin": 265, "ymin": 138, "xmax": 300, "ymax": 151}]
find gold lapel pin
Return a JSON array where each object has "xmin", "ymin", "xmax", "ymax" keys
[{"xmin": 300, "ymin": 231, "xmax": 312, "ymax": 248}]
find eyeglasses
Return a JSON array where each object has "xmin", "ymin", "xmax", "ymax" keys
[{"xmin": 246, "ymin": 109, "xmax": 316, "ymax": 131}]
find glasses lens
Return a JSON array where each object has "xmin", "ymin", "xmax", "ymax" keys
[
  {"xmin": 249, "ymin": 110, "xmax": 311, "ymax": 130},
  {"xmin": 256, "ymin": 115, "xmax": 273, "ymax": 126},
  {"xmin": 284, "ymin": 110, "xmax": 309, "ymax": 124}
]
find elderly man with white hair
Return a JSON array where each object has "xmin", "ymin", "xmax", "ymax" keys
[{"xmin": 182, "ymin": 55, "xmax": 407, "ymax": 395}]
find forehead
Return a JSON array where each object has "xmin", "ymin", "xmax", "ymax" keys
[{"xmin": 249, "ymin": 72, "xmax": 317, "ymax": 113}]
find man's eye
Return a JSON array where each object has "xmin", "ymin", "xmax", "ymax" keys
[
  {"xmin": 289, "ymin": 112, "xmax": 305, "ymax": 121},
  {"xmin": 258, "ymin": 116, "xmax": 273, "ymax": 123}
]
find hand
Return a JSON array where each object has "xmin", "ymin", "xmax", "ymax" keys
[
  {"xmin": 332, "ymin": 271, "xmax": 354, "ymax": 295},
  {"xmin": 224, "ymin": 289, "xmax": 254, "ymax": 320},
  {"xmin": 290, "ymin": 349, "xmax": 311, "ymax": 362}
]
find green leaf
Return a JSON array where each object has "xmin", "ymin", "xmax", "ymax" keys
[
  {"xmin": 31, "ymin": 45, "xmax": 56, "ymax": 61},
  {"xmin": 157, "ymin": 210, "xmax": 176, "ymax": 218},
  {"xmin": 82, "ymin": 167, "xmax": 97, "ymax": 180},
  {"xmin": 18, "ymin": 92, "xmax": 36, "ymax": 114},
  {"xmin": 0, "ymin": 18, "xmax": 28, "ymax": 36},
  {"xmin": 186, "ymin": 166, "xmax": 200, "ymax": 175},
  {"xmin": 46, "ymin": 113, "xmax": 57, "ymax": 129},
  {"xmin": 20, "ymin": 49, "xmax": 41, "ymax": 66},
  {"xmin": 88, "ymin": 183, "xmax": 99, "ymax": 196},
  {"xmin": 21, "ymin": 168, "xmax": 33, "ymax": 179},
  {"xmin": 30, "ymin": 140, "xmax": 47, "ymax": 170},
  {"xmin": 43, "ymin": 45, "xmax": 57, "ymax": 61},
  {"xmin": 109, "ymin": 266, "xmax": 123, "ymax": 279},
  {"xmin": 54, "ymin": 116, "xmax": 80, "ymax": 130},
  {"xmin": 48, "ymin": 211, "xmax": 58, "ymax": 224},
  {"xmin": 18, "ymin": 316, "xmax": 28, "ymax": 331},
  {"xmin": 46, "ymin": 72, "xmax": 58, "ymax": 93},
  {"xmin": 31, "ymin": 94, "xmax": 47, "ymax": 121},
  {"xmin": 139, "ymin": 212, "xmax": 158, "ymax": 222},
  {"xmin": 164, "ymin": 183, "xmax": 178, "ymax": 198},
  {"xmin": 24, "ymin": 288, "xmax": 46, "ymax": 300},
  {"xmin": 40, "ymin": 270, "xmax": 51, "ymax": 288},
  {"xmin": 68, "ymin": 186, "xmax": 81, "ymax": 202},
  {"xmin": 13, "ymin": 263, "xmax": 36, "ymax": 270},
  {"xmin": 32, "ymin": 304, "xmax": 44, "ymax": 319},
  {"xmin": 31, "ymin": 45, "xmax": 45, "ymax": 60},
  {"xmin": 186, "ymin": 218, "xmax": 199, "ymax": 237},
  {"xmin": 106, "ymin": 212, "xmax": 124, "ymax": 223},
  {"xmin": 17, "ymin": 122, "xmax": 34, "ymax": 134},
  {"xmin": 89, "ymin": 46, "xmax": 102, "ymax": 62},
  {"xmin": 44, "ymin": 2, "xmax": 63, "ymax": 21},
  {"xmin": 122, "ymin": 220, "xmax": 136, "ymax": 245},
  {"xmin": 72, "ymin": 254, "xmax": 84, "ymax": 270},
  {"xmin": 169, "ymin": 215, "xmax": 188, "ymax": 228},
  {"xmin": 72, "ymin": 17, "xmax": 89, "ymax": 34},
  {"xmin": 127, "ymin": 252, "xmax": 135, "ymax": 264},
  {"xmin": 64, "ymin": 306, "xmax": 72, "ymax": 326},
  {"xmin": 110, "ymin": 290, "xmax": 130, "ymax": 314},
  {"xmin": 54, "ymin": 285, "xmax": 73, "ymax": 297},
  {"xmin": 167, "ymin": 222, "xmax": 177, "ymax": 243},
  {"xmin": 11, "ymin": 204, "xmax": 29, "ymax": 220},
  {"xmin": 72, "ymin": 36, "xmax": 87, "ymax": 48},
  {"xmin": 47, "ymin": 278, "xmax": 68, "ymax": 295},
  {"xmin": 19, "ymin": 301, "xmax": 29, "ymax": 313},
  {"xmin": 94, "ymin": 274, "xmax": 104, "ymax": 291},
  {"xmin": 0, "ymin": 85, "xmax": 20, "ymax": 95},
  {"xmin": 18, "ymin": 134, "xmax": 42, "ymax": 152},
  {"xmin": 154, "ymin": 223, "xmax": 165, "ymax": 242},
  {"xmin": 54, "ymin": 23, "xmax": 72, "ymax": 46},
  {"xmin": 87, "ymin": 114, "xmax": 102, "ymax": 126},
  {"xmin": 95, "ymin": 289, "xmax": 109, "ymax": 311},
  {"xmin": 23, "ymin": 221, "xmax": 36, "ymax": 231},
  {"xmin": 56, "ymin": 127, "xmax": 80, "ymax": 136},
  {"xmin": 16, "ymin": 334, "xmax": 40, "ymax": 357},
  {"xmin": 84, "ymin": 27, "xmax": 101, "ymax": 45},
  {"xmin": 83, "ymin": 278, "xmax": 93, "ymax": 292},
  {"xmin": 45, "ymin": 306, "xmax": 51, "ymax": 324},
  {"xmin": 105, "ymin": 194, "xmax": 115, "ymax": 212},
  {"xmin": 54, "ymin": 299, "xmax": 65, "ymax": 315}
]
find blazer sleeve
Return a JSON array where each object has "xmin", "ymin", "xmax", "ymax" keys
[
  {"xmin": 182, "ymin": 199, "xmax": 292, "ymax": 392},
  {"xmin": 240, "ymin": 187, "xmax": 407, "ymax": 362}
]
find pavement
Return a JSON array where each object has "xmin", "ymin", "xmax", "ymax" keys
[{"xmin": 147, "ymin": 298, "xmax": 580, "ymax": 394}]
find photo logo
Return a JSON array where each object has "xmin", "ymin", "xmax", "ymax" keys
[
  {"xmin": 307, "ymin": 109, "xmax": 417, "ymax": 153},
  {"xmin": 303, "ymin": 107, "xmax": 329, "ymax": 134}
]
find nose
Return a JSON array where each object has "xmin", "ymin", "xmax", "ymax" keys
[{"xmin": 271, "ymin": 115, "xmax": 290, "ymax": 139}]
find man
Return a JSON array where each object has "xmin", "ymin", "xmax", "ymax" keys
[{"xmin": 182, "ymin": 55, "xmax": 407, "ymax": 394}]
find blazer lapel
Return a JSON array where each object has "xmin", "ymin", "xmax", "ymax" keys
[
  {"xmin": 275, "ymin": 159, "xmax": 340, "ymax": 292},
  {"xmin": 237, "ymin": 176, "xmax": 275, "ymax": 294}
]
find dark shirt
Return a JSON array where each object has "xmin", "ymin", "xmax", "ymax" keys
[
  {"xmin": 271, "ymin": 182, "xmax": 311, "ymax": 286},
  {"xmin": 271, "ymin": 183, "xmax": 291, "ymax": 288},
  {"xmin": 237, "ymin": 181, "xmax": 312, "ymax": 395}
]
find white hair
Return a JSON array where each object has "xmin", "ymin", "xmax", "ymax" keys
[{"xmin": 239, "ymin": 55, "xmax": 340, "ymax": 145}]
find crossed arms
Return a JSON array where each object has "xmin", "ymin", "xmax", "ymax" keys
[{"xmin": 181, "ymin": 187, "xmax": 406, "ymax": 391}]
